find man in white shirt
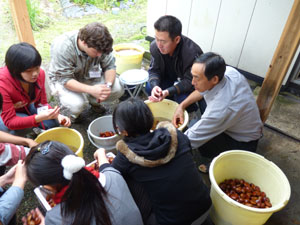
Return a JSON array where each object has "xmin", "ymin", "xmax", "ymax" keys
[{"xmin": 173, "ymin": 52, "xmax": 263, "ymax": 172}]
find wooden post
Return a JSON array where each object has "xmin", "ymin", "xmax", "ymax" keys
[
  {"xmin": 9, "ymin": 0, "xmax": 35, "ymax": 46},
  {"xmin": 257, "ymin": 0, "xmax": 300, "ymax": 123}
]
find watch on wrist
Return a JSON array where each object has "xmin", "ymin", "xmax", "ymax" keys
[{"xmin": 106, "ymin": 82, "xmax": 112, "ymax": 88}]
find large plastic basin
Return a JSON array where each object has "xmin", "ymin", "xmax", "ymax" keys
[
  {"xmin": 145, "ymin": 99, "xmax": 189, "ymax": 131},
  {"xmin": 209, "ymin": 150, "xmax": 291, "ymax": 225},
  {"xmin": 113, "ymin": 43, "xmax": 145, "ymax": 74},
  {"xmin": 35, "ymin": 127, "xmax": 84, "ymax": 157}
]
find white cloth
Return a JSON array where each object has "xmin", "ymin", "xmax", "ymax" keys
[{"xmin": 185, "ymin": 66, "xmax": 263, "ymax": 149}]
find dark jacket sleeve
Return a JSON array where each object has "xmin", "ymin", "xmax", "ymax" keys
[
  {"xmin": 168, "ymin": 36, "xmax": 203, "ymax": 96},
  {"xmin": 148, "ymin": 41, "xmax": 161, "ymax": 89},
  {"xmin": 111, "ymin": 152, "xmax": 131, "ymax": 176}
]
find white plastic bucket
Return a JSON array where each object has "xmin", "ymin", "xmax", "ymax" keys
[
  {"xmin": 87, "ymin": 115, "xmax": 121, "ymax": 152},
  {"xmin": 209, "ymin": 150, "xmax": 291, "ymax": 225}
]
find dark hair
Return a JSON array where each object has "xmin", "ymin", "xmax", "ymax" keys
[
  {"xmin": 113, "ymin": 98, "xmax": 154, "ymax": 137},
  {"xmin": 194, "ymin": 52, "xmax": 226, "ymax": 81},
  {"xmin": 25, "ymin": 141, "xmax": 112, "ymax": 225},
  {"xmin": 154, "ymin": 15, "xmax": 182, "ymax": 40},
  {"xmin": 78, "ymin": 22, "xmax": 113, "ymax": 55},
  {"xmin": 5, "ymin": 42, "xmax": 41, "ymax": 81}
]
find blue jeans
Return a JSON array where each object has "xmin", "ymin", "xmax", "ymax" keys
[
  {"xmin": 0, "ymin": 103, "xmax": 59, "ymax": 135},
  {"xmin": 146, "ymin": 81, "xmax": 205, "ymax": 113}
]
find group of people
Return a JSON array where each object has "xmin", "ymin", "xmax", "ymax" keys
[
  {"xmin": 0, "ymin": 13, "xmax": 263, "ymax": 225},
  {"xmin": 0, "ymin": 99, "xmax": 212, "ymax": 225},
  {"xmin": 147, "ymin": 15, "xmax": 262, "ymax": 172}
]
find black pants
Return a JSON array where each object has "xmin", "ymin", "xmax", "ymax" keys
[
  {"xmin": 125, "ymin": 177, "xmax": 159, "ymax": 225},
  {"xmin": 198, "ymin": 132, "xmax": 259, "ymax": 160}
]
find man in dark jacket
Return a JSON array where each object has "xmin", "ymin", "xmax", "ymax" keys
[{"xmin": 147, "ymin": 15, "xmax": 204, "ymax": 112}]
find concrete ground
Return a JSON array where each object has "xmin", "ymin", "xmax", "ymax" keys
[{"xmin": 254, "ymin": 92, "xmax": 300, "ymax": 225}]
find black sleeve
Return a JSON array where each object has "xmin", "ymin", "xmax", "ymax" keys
[
  {"xmin": 99, "ymin": 163, "xmax": 112, "ymax": 171},
  {"xmin": 111, "ymin": 152, "xmax": 130, "ymax": 176},
  {"xmin": 171, "ymin": 39, "xmax": 203, "ymax": 95},
  {"xmin": 148, "ymin": 41, "xmax": 161, "ymax": 89}
]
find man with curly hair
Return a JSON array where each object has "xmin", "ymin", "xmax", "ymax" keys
[{"xmin": 48, "ymin": 22, "xmax": 124, "ymax": 120}]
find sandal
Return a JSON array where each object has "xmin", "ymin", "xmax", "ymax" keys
[{"xmin": 198, "ymin": 162, "xmax": 210, "ymax": 174}]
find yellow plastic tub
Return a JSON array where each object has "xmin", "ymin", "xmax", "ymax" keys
[
  {"xmin": 209, "ymin": 150, "xmax": 291, "ymax": 225},
  {"xmin": 113, "ymin": 43, "xmax": 145, "ymax": 74},
  {"xmin": 145, "ymin": 99, "xmax": 189, "ymax": 132},
  {"xmin": 35, "ymin": 127, "xmax": 84, "ymax": 157}
]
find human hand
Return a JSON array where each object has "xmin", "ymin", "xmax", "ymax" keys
[
  {"xmin": 149, "ymin": 86, "xmax": 163, "ymax": 102},
  {"xmin": 1, "ymin": 164, "xmax": 17, "ymax": 185},
  {"xmin": 172, "ymin": 105, "xmax": 184, "ymax": 128},
  {"xmin": 94, "ymin": 148, "xmax": 109, "ymax": 166},
  {"xmin": 25, "ymin": 139, "xmax": 38, "ymax": 148},
  {"xmin": 12, "ymin": 160, "xmax": 27, "ymax": 189},
  {"xmin": 161, "ymin": 90, "xmax": 169, "ymax": 99},
  {"xmin": 35, "ymin": 106, "xmax": 60, "ymax": 123},
  {"xmin": 22, "ymin": 208, "xmax": 45, "ymax": 225},
  {"xmin": 57, "ymin": 115, "xmax": 71, "ymax": 127},
  {"xmin": 90, "ymin": 84, "xmax": 111, "ymax": 102},
  {"xmin": 149, "ymin": 87, "xmax": 169, "ymax": 102},
  {"xmin": 14, "ymin": 101, "xmax": 28, "ymax": 109}
]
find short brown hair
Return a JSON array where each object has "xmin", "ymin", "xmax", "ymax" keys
[{"xmin": 78, "ymin": 22, "xmax": 113, "ymax": 54}]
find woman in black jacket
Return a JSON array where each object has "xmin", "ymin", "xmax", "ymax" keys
[{"xmin": 112, "ymin": 98, "xmax": 211, "ymax": 225}]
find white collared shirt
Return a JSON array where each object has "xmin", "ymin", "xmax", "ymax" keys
[{"xmin": 185, "ymin": 66, "xmax": 263, "ymax": 149}]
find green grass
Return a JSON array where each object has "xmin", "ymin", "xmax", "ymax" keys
[
  {"xmin": 1, "ymin": 0, "xmax": 149, "ymax": 65},
  {"xmin": 35, "ymin": 0, "xmax": 148, "ymax": 63},
  {"xmin": 26, "ymin": 0, "xmax": 51, "ymax": 31}
]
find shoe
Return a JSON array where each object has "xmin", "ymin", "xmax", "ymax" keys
[
  {"xmin": 198, "ymin": 162, "xmax": 210, "ymax": 174},
  {"xmin": 91, "ymin": 104, "xmax": 106, "ymax": 114}
]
